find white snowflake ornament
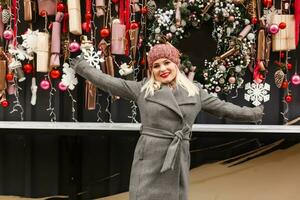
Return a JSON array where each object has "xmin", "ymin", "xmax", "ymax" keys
[
  {"xmin": 21, "ymin": 29, "xmax": 39, "ymax": 54},
  {"xmin": 61, "ymin": 63, "xmax": 78, "ymax": 90},
  {"xmin": 81, "ymin": 46, "xmax": 102, "ymax": 70},
  {"xmin": 244, "ymin": 82, "xmax": 270, "ymax": 106}
]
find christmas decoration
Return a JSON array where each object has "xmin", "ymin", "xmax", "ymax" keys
[
  {"xmin": 244, "ymin": 82, "xmax": 270, "ymax": 106},
  {"xmin": 40, "ymin": 79, "xmax": 50, "ymax": 90},
  {"xmin": 61, "ymin": 63, "xmax": 78, "ymax": 90}
]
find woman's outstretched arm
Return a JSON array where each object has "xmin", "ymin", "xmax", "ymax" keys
[
  {"xmin": 71, "ymin": 56, "xmax": 143, "ymax": 101},
  {"xmin": 197, "ymin": 83, "xmax": 264, "ymax": 123}
]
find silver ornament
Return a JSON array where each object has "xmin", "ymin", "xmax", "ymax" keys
[
  {"xmin": 147, "ymin": 0, "xmax": 157, "ymax": 20},
  {"xmin": 2, "ymin": 9, "xmax": 11, "ymax": 24}
]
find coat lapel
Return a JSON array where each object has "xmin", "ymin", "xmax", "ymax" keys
[
  {"xmin": 145, "ymin": 85, "xmax": 183, "ymax": 120},
  {"xmin": 173, "ymin": 86, "xmax": 198, "ymax": 106}
]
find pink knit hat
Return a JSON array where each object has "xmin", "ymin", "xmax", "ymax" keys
[{"xmin": 147, "ymin": 43, "xmax": 181, "ymax": 69}]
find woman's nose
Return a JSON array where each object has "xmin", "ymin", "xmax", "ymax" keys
[{"xmin": 159, "ymin": 65, "xmax": 166, "ymax": 72}]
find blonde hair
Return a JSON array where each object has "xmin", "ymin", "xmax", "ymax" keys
[{"xmin": 141, "ymin": 68, "xmax": 199, "ymax": 98}]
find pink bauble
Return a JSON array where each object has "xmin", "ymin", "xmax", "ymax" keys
[
  {"xmin": 40, "ymin": 80, "xmax": 50, "ymax": 90},
  {"xmin": 291, "ymin": 74, "xmax": 300, "ymax": 85},
  {"xmin": 58, "ymin": 82, "xmax": 68, "ymax": 91},
  {"xmin": 228, "ymin": 76, "xmax": 236, "ymax": 84},
  {"xmin": 268, "ymin": 24, "xmax": 279, "ymax": 34},
  {"xmin": 3, "ymin": 30, "xmax": 13, "ymax": 40},
  {"xmin": 68, "ymin": 41, "xmax": 81, "ymax": 52}
]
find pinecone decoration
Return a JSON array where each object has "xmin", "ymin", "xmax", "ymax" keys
[
  {"xmin": 274, "ymin": 70, "xmax": 285, "ymax": 88},
  {"xmin": 146, "ymin": 0, "xmax": 157, "ymax": 20},
  {"xmin": 2, "ymin": 9, "xmax": 11, "ymax": 24}
]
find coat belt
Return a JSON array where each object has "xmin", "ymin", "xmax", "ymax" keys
[{"xmin": 140, "ymin": 124, "xmax": 192, "ymax": 173}]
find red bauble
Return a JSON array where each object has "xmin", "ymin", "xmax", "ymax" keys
[
  {"xmin": 82, "ymin": 22, "xmax": 91, "ymax": 33},
  {"xmin": 263, "ymin": 0, "xmax": 272, "ymax": 8},
  {"xmin": 140, "ymin": 58, "xmax": 145, "ymax": 65},
  {"xmin": 50, "ymin": 69, "xmax": 61, "ymax": 79},
  {"xmin": 285, "ymin": 95, "xmax": 293, "ymax": 103},
  {"xmin": 141, "ymin": 7, "xmax": 148, "ymax": 14},
  {"xmin": 251, "ymin": 17, "xmax": 258, "ymax": 24},
  {"xmin": 1, "ymin": 100, "xmax": 9, "ymax": 107},
  {"xmin": 100, "ymin": 28, "xmax": 110, "ymax": 38},
  {"xmin": 287, "ymin": 63, "xmax": 293, "ymax": 70},
  {"xmin": 130, "ymin": 22, "xmax": 139, "ymax": 29},
  {"xmin": 6, "ymin": 73, "xmax": 14, "ymax": 81},
  {"xmin": 281, "ymin": 80, "xmax": 289, "ymax": 89},
  {"xmin": 40, "ymin": 10, "xmax": 48, "ymax": 16},
  {"xmin": 111, "ymin": 0, "xmax": 118, "ymax": 3},
  {"xmin": 57, "ymin": 2, "xmax": 65, "ymax": 12},
  {"xmin": 23, "ymin": 63, "xmax": 33, "ymax": 74},
  {"xmin": 280, "ymin": 52, "xmax": 285, "ymax": 58},
  {"xmin": 279, "ymin": 22, "xmax": 286, "ymax": 29}
]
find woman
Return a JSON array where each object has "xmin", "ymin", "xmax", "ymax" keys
[{"xmin": 71, "ymin": 43, "xmax": 264, "ymax": 200}]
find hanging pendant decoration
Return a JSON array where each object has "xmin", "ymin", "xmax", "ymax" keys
[{"xmin": 244, "ymin": 82, "xmax": 270, "ymax": 106}]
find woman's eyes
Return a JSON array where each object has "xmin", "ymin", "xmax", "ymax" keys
[
  {"xmin": 164, "ymin": 61, "xmax": 170, "ymax": 65},
  {"xmin": 153, "ymin": 65, "xmax": 159, "ymax": 68}
]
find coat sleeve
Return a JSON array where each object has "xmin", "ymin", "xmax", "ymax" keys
[
  {"xmin": 197, "ymin": 83, "xmax": 264, "ymax": 123},
  {"xmin": 71, "ymin": 56, "xmax": 143, "ymax": 101}
]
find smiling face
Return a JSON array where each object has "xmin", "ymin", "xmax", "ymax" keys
[{"xmin": 151, "ymin": 58, "xmax": 178, "ymax": 84}]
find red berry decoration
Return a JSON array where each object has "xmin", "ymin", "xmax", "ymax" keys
[
  {"xmin": 141, "ymin": 7, "xmax": 148, "ymax": 14},
  {"xmin": 281, "ymin": 80, "xmax": 289, "ymax": 89},
  {"xmin": 23, "ymin": 63, "xmax": 33, "ymax": 74},
  {"xmin": 285, "ymin": 94, "xmax": 293, "ymax": 103},
  {"xmin": 1, "ymin": 100, "xmax": 9, "ymax": 107},
  {"xmin": 50, "ymin": 69, "xmax": 61, "ymax": 79},
  {"xmin": 280, "ymin": 52, "xmax": 285, "ymax": 58},
  {"xmin": 279, "ymin": 22, "xmax": 286, "ymax": 29},
  {"xmin": 263, "ymin": 0, "xmax": 272, "ymax": 8},
  {"xmin": 251, "ymin": 17, "xmax": 258, "ymax": 25},
  {"xmin": 6, "ymin": 73, "xmax": 14, "ymax": 81},
  {"xmin": 287, "ymin": 63, "xmax": 293, "ymax": 70},
  {"xmin": 100, "ymin": 27, "xmax": 110, "ymax": 38},
  {"xmin": 130, "ymin": 22, "xmax": 139, "ymax": 29},
  {"xmin": 57, "ymin": 2, "xmax": 65, "ymax": 12}
]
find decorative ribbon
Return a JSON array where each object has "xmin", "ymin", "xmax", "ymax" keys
[
  {"xmin": 253, "ymin": 60, "xmax": 265, "ymax": 84},
  {"xmin": 295, "ymin": 0, "xmax": 300, "ymax": 46},
  {"xmin": 12, "ymin": 0, "xmax": 18, "ymax": 46},
  {"xmin": 63, "ymin": 8, "xmax": 69, "ymax": 33},
  {"xmin": 141, "ymin": 124, "xmax": 191, "ymax": 173},
  {"xmin": 85, "ymin": 0, "xmax": 92, "ymax": 32},
  {"xmin": 50, "ymin": 12, "xmax": 64, "ymax": 68},
  {"xmin": 119, "ymin": 0, "xmax": 130, "ymax": 55}
]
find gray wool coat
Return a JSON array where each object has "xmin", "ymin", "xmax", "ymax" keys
[{"xmin": 72, "ymin": 57, "xmax": 263, "ymax": 200}]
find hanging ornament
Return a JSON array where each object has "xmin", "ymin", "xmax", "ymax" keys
[
  {"xmin": 31, "ymin": 77, "xmax": 38, "ymax": 105},
  {"xmin": 50, "ymin": 68, "xmax": 61, "ymax": 79},
  {"xmin": 291, "ymin": 74, "xmax": 300, "ymax": 85},
  {"xmin": 96, "ymin": 0, "xmax": 106, "ymax": 16},
  {"xmin": 3, "ymin": 29, "xmax": 13, "ymax": 40},
  {"xmin": 57, "ymin": 2, "xmax": 65, "ymax": 12},
  {"xmin": 263, "ymin": 0, "xmax": 272, "ymax": 8},
  {"xmin": 1, "ymin": 9, "xmax": 11, "ymax": 24},
  {"xmin": 141, "ymin": 6, "xmax": 148, "ymax": 14},
  {"xmin": 280, "ymin": 52, "xmax": 285, "ymax": 58},
  {"xmin": 61, "ymin": 63, "xmax": 78, "ymax": 90},
  {"xmin": 285, "ymin": 94, "xmax": 293, "ymax": 103},
  {"xmin": 23, "ymin": 63, "xmax": 33, "ymax": 74},
  {"xmin": 69, "ymin": 41, "xmax": 81, "ymax": 52},
  {"xmin": 268, "ymin": 24, "xmax": 279, "ymax": 34},
  {"xmin": 40, "ymin": 79, "xmax": 50, "ymax": 90},
  {"xmin": 58, "ymin": 81, "xmax": 68, "ymax": 91},
  {"xmin": 1, "ymin": 99, "xmax": 9, "ymax": 107},
  {"xmin": 146, "ymin": 0, "xmax": 157, "ymax": 20},
  {"xmin": 287, "ymin": 63, "xmax": 293, "ymax": 70},
  {"xmin": 6, "ymin": 72, "xmax": 14, "ymax": 81},
  {"xmin": 130, "ymin": 21, "xmax": 139, "ymax": 29},
  {"xmin": 100, "ymin": 27, "xmax": 110, "ymax": 38},
  {"xmin": 244, "ymin": 82, "xmax": 270, "ymax": 106},
  {"xmin": 279, "ymin": 22, "xmax": 286, "ymax": 29},
  {"xmin": 281, "ymin": 80, "xmax": 289, "ymax": 89},
  {"xmin": 274, "ymin": 70, "xmax": 285, "ymax": 88}
]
